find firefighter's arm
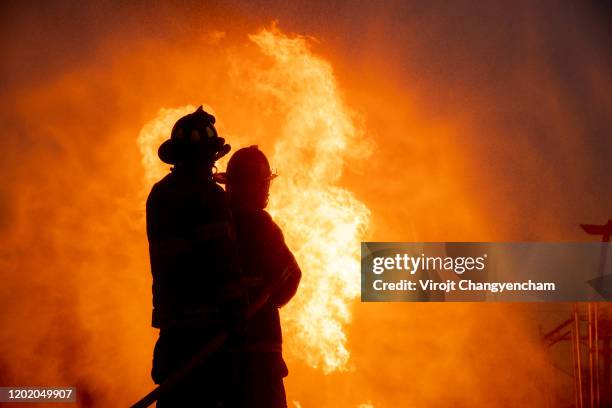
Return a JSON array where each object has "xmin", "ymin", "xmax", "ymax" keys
[
  {"xmin": 265, "ymin": 221, "xmax": 302, "ymax": 307},
  {"xmin": 271, "ymin": 252, "xmax": 301, "ymax": 307}
]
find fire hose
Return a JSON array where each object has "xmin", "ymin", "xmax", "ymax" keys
[{"xmin": 130, "ymin": 291, "xmax": 271, "ymax": 408}]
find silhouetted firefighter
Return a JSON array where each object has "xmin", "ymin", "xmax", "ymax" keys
[
  {"xmin": 217, "ymin": 146, "xmax": 302, "ymax": 408},
  {"xmin": 146, "ymin": 106, "xmax": 246, "ymax": 406},
  {"xmin": 141, "ymin": 109, "xmax": 301, "ymax": 408}
]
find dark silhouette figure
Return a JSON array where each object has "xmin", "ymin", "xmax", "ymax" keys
[
  {"xmin": 216, "ymin": 146, "xmax": 301, "ymax": 408},
  {"xmin": 146, "ymin": 106, "xmax": 246, "ymax": 407}
]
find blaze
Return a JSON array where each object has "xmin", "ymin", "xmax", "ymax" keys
[{"xmin": 137, "ymin": 26, "xmax": 371, "ymax": 373}]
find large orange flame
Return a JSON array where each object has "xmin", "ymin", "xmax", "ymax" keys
[{"xmin": 137, "ymin": 26, "xmax": 371, "ymax": 374}]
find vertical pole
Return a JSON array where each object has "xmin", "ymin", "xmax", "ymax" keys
[
  {"xmin": 602, "ymin": 324, "xmax": 609, "ymax": 405},
  {"xmin": 572, "ymin": 324, "xmax": 580, "ymax": 408},
  {"xmin": 594, "ymin": 304, "xmax": 600, "ymax": 408},
  {"xmin": 588, "ymin": 304, "xmax": 594, "ymax": 408},
  {"xmin": 575, "ymin": 304, "xmax": 584, "ymax": 408},
  {"xmin": 539, "ymin": 324, "xmax": 550, "ymax": 408}
]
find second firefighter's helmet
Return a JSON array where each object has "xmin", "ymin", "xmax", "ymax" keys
[{"xmin": 216, "ymin": 145, "xmax": 276, "ymax": 186}]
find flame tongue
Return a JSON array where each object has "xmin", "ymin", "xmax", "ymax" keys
[
  {"xmin": 137, "ymin": 26, "xmax": 371, "ymax": 374},
  {"xmin": 250, "ymin": 27, "xmax": 371, "ymax": 373}
]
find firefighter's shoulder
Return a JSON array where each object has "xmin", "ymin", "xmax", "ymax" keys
[
  {"xmin": 146, "ymin": 174, "xmax": 175, "ymax": 211},
  {"xmin": 258, "ymin": 211, "xmax": 285, "ymax": 240},
  {"xmin": 147, "ymin": 172, "xmax": 187, "ymax": 200}
]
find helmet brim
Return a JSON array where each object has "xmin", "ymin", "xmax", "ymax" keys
[
  {"xmin": 213, "ymin": 172, "xmax": 277, "ymax": 185},
  {"xmin": 158, "ymin": 139, "xmax": 231, "ymax": 165},
  {"xmin": 158, "ymin": 139, "xmax": 177, "ymax": 164}
]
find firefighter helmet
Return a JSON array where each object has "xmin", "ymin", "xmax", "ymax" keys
[
  {"xmin": 216, "ymin": 145, "xmax": 276, "ymax": 186},
  {"xmin": 158, "ymin": 106, "xmax": 231, "ymax": 165}
]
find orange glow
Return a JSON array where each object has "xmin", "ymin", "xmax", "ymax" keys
[
  {"xmin": 138, "ymin": 26, "xmax": 371, "ymax": 373},
  {"xmin": 1, "ymin": 3, "xmax": 609, "ymax": 407}
]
